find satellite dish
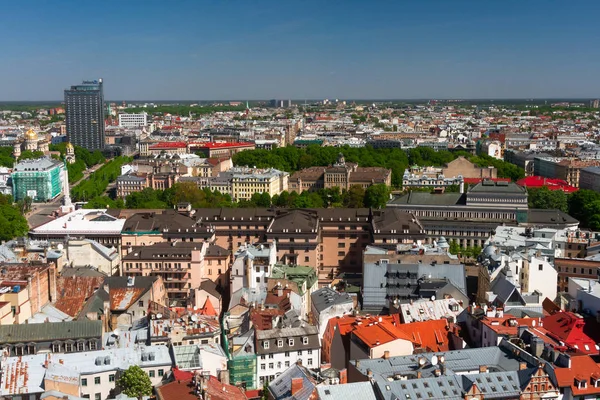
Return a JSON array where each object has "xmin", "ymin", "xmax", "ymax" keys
[
  {"xmin": 439, "ymin": 356, "xmax": 445, "ymax": 364},
  {"xmin": 418, "ymin": 358, "xmax": 426, "ymax": 366},
  {"xmin": 56, "ymin": 243, "xmax": 64, "ymax": 250},
  {"xmin": 431, "ymin": 355, "xmax": 438, "ymax": 366},
  {"xmin": 156, "ymin": 313, "xmax": 162, "ymax": 319},
  {"xmin": 431, "ymin": 295, "xmax": 436, "ymax": 301},
  {"xmin": 191, "ymin": 315, "xmax": 199, "ymax": 322}
]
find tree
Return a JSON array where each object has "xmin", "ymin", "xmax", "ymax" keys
[
  {"xmin": 343, "ymin": 185, "xmax": 365, "ymax": 208},
  {"xmin": 117, "ymin": 365, "xmax": 152, "ymax": 399},
  {"xmin": 449, "ymin": 240, "xmax": 460, "ymax": 255},
  {"xmin": 583, "ymin": 200, "xmax": 600, "ymax": 231},
  {"xmin": 364, "ymin": 184, "xmax": 390, "ymax": 209},
  {"xmin": 527, "ymin": 187, "xmax": 568, "ymax": 212},
  {"xmin": 568, "ymin": 189, "xmax": 600, "ymax": 228},
  {"xmin": 18, "ymin": 150, "xmax": 44, "ymax": 161},
  {"xmin": 0, "ymin": 195, "xmax": 29, "ymax": 241}
]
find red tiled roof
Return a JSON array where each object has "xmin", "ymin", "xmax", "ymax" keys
[
  {"xmin": 198, "ymin": 297, "xmax": 218, "ymax": 317},
  {"xmin": 479, "ymin": 314, "xmax": 540, "ymax": 336},
  {"xmin": 148, "ymin": 141, "xmax": 187, "ymax": 149},
  {"xmin": 542, "ymin": 312, "xmax": 599, "ymax": 355},
  {"xmin": 189, "ymin": 142, "xmax": 254, "ymax": 149},
  {"xmin": 554, "ymin": 355, "xmax": 600, "ymax": 396},
  {"xmin": 517, "ymin": 176, "xmax": 579, "ymax": 193},
  {"xmin": 352, "ymin": 317, "xmax": 414, "ymax": 347},
  {"xmin": 393, "ymin": 317, "xmax": 452, "ymax": 352},
  {"xmin": 204, "ymin": 375, "xmax": 248, "ymax": 400},
  {"xmin": 250, "ymin": 308, "xmax": 283, "ymax": 331},
  {"xmin": 156, "ymin": 378, "xmax": 198, "ymax": 400}
]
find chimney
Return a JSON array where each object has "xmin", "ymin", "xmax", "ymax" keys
[
  {"xmin": 339, "ymin": 369, "xmax": 348, "ymax": 384},
  {"xmin": 417, "ymin": 370, "xmax": 422, "ymax": 379},
  {"xmin": 366, "ymin": 369, "xmax": 373, "ymax": 379},
  {"xmin": 479, "ymin": 365, "xmax": 487, "ymax": 373},
  {"xmin": 218, "ymin": 369, "xmax": 230, "ymax": 385},
  {"xmin": 519, "ymin": 362, "xmax": 527, "ymax": 371},
  {"xmin": 355, "ymin": 360, "xmax": 360, "ymax": 368},
  {"xmin": 320, "ymin": 363, "xmax": 332, "ymax": 371},
  {"xmin": 291, "ymin": 377, "xmax": 304, "ymax": 396},
  {"xmin": 383, "ymin": 351, "xmax": 390, "ymax": 360}
]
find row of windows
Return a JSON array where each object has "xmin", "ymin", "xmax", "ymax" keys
[
  {"xmin": 1, "ymin": 339, "xmax": 98, "ymax": 356},
  {"xmin": 263, "ymin": 337, "xmax": 309, "ymax": 349},
  {"xmin": 260, "ymin": 349, "xmax": 313, "ymax": 358},
  {"xmin": 261, "ymin": 359, "xmax": 313, "ymax": 370}
]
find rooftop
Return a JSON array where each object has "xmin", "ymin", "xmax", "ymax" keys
[
  {"xmin": 31, "ymin": 209, "xmax": 125, "ymax": 235},
  {"xmin": 0, "ymin": 345, "xmax": 171, "ymax": 396}
]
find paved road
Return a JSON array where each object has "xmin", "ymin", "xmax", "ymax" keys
[{"xmin": 25, "ymin": 164, "xmax": 103, "ymax": 229}]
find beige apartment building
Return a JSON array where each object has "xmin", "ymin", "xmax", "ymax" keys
[
  {"xmin": 289, "ymin": 154, "xmax": 391, "ymax": 193},
  {"xmin": 230, "ymin": 167, "xmax": 289, "ymax": 201},
  {"xmin": 119, "ymin": 207, "xmax": 426, "ymax": 284}
]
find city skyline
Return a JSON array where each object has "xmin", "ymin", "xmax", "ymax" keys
[{"xmin": 2, "ymin": 0, "xmax": 600, "ymax": 100}]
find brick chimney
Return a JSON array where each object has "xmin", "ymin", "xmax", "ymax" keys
[
  {"xmin": 519, "ymin": 362, "xmax": 527, "ymax": 371},
  {"xmin": 339, "ymin": 369, "xmax": 347, "ymax": 384},
  {"xmin": 291, "ymin": 377, "xmax": 304, "ymax": 396},
  {"xmin": 479, "ymin": 365, "xmax": 487, "ymax": 373},
  {"xmin": 417, "ymin": 370, "xmax": 422, "ymax": 379}
]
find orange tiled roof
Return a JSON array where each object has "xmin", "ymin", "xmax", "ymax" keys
[{"xmin": 554, "ymin": 355, "xmax": 600, "ymax": 396}]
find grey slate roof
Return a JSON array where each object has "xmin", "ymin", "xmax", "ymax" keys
[
  {"xmin": 350, "ymin": 345, "xmax": 530, "ymax": 384},
  {"xmin": 256, "ymin": 325, "xmax": 319, "ymax": 355},
  {"xmin": 317, "ymin": 382, "xmax": 377, "ymax": 400},
  {"xmin": 376, "ymin": 371, "xmax": 525, "ymax": 400},
  {"xmin": 0, "ymin": 320, "xmax": 102, "ymax": 344},
  {"xmin": 311, "ymin": 287, "xmax": 352, "ymax": 314},
  {"xmin": 268, "ymin": 364, "xmax": 316, "ymax": 400},
  {"xmin": 390, "ymin": 192, "xmax": 465, "ymax": 206}
]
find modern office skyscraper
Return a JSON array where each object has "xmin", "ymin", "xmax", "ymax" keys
[{"xmin": 64, "ymin": 79, "xmax": 105, "ymax": 150}]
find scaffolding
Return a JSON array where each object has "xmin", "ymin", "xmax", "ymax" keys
[
  {"xmin": 12, "ymin": 166, "xmax": 62, "ymax": 202},
  {"xmin": 228, "ymin": 354, "xmax": 257, "ymax": 389}
]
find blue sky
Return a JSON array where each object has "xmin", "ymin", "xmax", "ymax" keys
[{"xmin": 1, "ymin": 0, "xmax": 599, "ymax": 100}]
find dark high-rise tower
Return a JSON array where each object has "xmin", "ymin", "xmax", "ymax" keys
[{"xmin": 64, "ymin": 79, "xmax": 105, "ymax": 150}]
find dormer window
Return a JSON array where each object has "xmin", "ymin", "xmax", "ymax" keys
[
  {"xmin": 303, "ymin": 337, "xmax": 309, "ymax": 345},
  {"xmin": 575, "ymin": 377, "xmax": 587, "ymax": 389},
  {"xmin": 263, "ymin": 341, "xmax": 269, "ymax": 349},
  {"xmin": 277, "ymin": 339, "xmax": 283, "ymax": 348},
  {"xmin": 289, "ymin": 338, "xmax": 294, "ymax": 346}
]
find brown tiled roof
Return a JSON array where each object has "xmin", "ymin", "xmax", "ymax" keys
[
  {"xmin": 122, "ymin": 241, "xmax": 204, "ymax": 260},
  {"xmin": 268, "ymin": 210, "xmax": 319, "ymax": 233},
  {"xmin": 55, "ymin": 276, "xmax": 105, "ymax": 317},
  {"xmin": 156, "ymin": 379, "xmax": 198, "ymax": 400},
  {"xmin": 350, "ymin": 167, "xmax": 391, "ymax": 183},
  {"xmin": 122, "ymin": 210, "xmax": 196, "ymax": 232},
  {"xmin": 110, "ymin": 287, "xmax": 145, "ymax": 311},
  {"xmin": 290, "ymin": 167, "xmax": 325, "ymax": 181}
]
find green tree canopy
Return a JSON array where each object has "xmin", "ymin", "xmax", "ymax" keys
[
  {"xmin": 364, "ymin": 184, "xmax": 390, "ymax": 209},
  {"xmin": 18, "ymin": 150, "xmax": 44, "ymax": 161},
  {"xmin": 527, "ymin": 187, "xmax": 568, "ymax": 213},
  {"xmin": 117, "ymin": 365, "xmax": 152, "ymax": 399},
  {"xmin": 0, "ymin": 194, "xmax": 29, "ymax": 241}
]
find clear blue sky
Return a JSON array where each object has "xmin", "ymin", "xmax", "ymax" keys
[{"xmin": 2, "ymin": 0, "xmax": 599, "ymax": 100}]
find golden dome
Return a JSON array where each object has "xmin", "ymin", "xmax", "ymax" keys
[
  {"xmin": 24, "ymin": 129, "xmax": 38, "ymax": 141},
  {"xmin": 66, "ymin": 142, "xmax": 74, "ymax": 150}
]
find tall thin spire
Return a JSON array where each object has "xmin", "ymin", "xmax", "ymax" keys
[{"xmin": 60, "ymin": 160, "xmax": 74, "ymax": 214}]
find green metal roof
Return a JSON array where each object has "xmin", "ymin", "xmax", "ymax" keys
[
  {"xmin": 271, "ymin": 264, "xmax": 318, "ymax": 295},
  {"xmin": 0, "ymin": 320, "xmax": 102, "ymax": 344}
]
